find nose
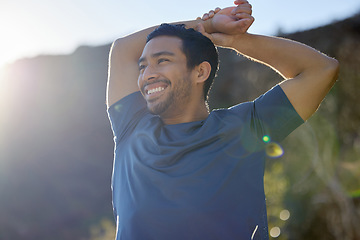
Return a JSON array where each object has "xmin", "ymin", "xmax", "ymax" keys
[{"xmin": 142, "ymin": 65, "xmax": 159, "ymax": 81}]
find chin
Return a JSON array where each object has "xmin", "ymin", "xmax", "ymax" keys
[
  {"xmin": 147, "ymin": 101, "xmax": 168, "ymax": 116},
  {"xmin": 147, "ymin": 95, "xmax": 174, "ymax": 116}
]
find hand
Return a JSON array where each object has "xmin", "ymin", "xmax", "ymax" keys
[
  {"xmin": 197, "ymin": 7, "xmax": 221, "ymax": 21},
  {"xmin": 204, "ymin": 0, "xmax": 253, "ymax": 34},
  {"xmin": 197, "ymin": 1, "xmax": 254, "ymax": 47}
]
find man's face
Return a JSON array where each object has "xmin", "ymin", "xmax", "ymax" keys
[{"xmin": 138, "ymin": 36, "xmax": 195, "ymax": 116}]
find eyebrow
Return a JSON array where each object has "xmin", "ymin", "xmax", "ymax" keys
[{"xmin": 138, "ymin": 51, "xmax": 175, "ymax": 65}]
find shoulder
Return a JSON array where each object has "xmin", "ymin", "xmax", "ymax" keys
[
  {"xmin": 108, "ymin": 91, "xmax": 145, "ymax": 113},
  {"xmin": 209, "ymin": 85, "xmax": 304, "ymax": 142},
  {"xmin": 211, "ymin": 100, "xmax": 254, "ymax": 120},
  {"xmin": 210, "ymin": 85, "xmax": 288, "ymax": 119},
  {"xmin": 107, "ymin": 91, "xmax": 149, "ymax": 139}
]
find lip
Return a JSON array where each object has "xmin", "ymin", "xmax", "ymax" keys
[{"xmin": 143, "ymin": 81, "xmax": 170, "ymax": 100}]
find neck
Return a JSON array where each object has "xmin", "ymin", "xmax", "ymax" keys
[{"xmin": 161, "ymin": 102, "xmax": 209, "ymax": 125}]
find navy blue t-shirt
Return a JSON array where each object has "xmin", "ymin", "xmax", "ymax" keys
[{"xmin": 107, "ymin": 85, "xmax": 303, "ymax": 240}]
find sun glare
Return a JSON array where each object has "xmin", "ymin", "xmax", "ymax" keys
[
  {"xmin": 0, "ymin": 2, "xmax": 70, "ymax": 69},
  {"xmin": 0, "ymin": 8, "xmax": 35, "ymax": 68}
]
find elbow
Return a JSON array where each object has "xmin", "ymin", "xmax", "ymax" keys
[
  {"xmin": 112, "ymin": 37, "xmax": 126, "ymax": 47},
  {"xmin": 110, "ymin": 37, "xmax": 140, "ymax": 62},
  {"xmin": 319, "ymin": 57, "xmax": 339, "ymax": 90},
  {"xmin": 327, "ymin": 57, "xmax": 340, "ymax": 84},
  {"xmin": 109, "ymin": 38, "xmax": 130, "ymax": 61},
  {"xmin": 111, "ymin": 38, "xmax": 125, "ymax": 54},
  {"xmin": 112, "ymin": 36, "xmax": 134, "ymax": 50}
]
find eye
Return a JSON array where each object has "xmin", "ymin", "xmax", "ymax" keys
[
  {"xmin": 139, "ymin": 64, "xmax": 146, "ymax": 71},
  {"xmin": 158, "ymin": 58, "xmax": 169, "ymax": 64}
]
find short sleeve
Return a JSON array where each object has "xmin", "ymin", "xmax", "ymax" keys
[
  {"xmin": 107, "ymin": 92, "xmax": 148, "ymax": 143},
  {"xmin": 253, "ymin": 85, "xmax": 304, "ymax": 142},
  {"xmin": 228, "ymin": 85, "xmax": 304, "ymax": 143}
]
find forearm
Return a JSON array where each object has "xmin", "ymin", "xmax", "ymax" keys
[
  {"xmin": 199, "ymin": 4, "xmax": 339, "ymax": 121},
  {"xmin": 112, "ymin": 19, "xmax": 214, "ymax": 63},
  {"xmin": 226, "ymin": 33, "xmax": 338, "ymax": 120},
  {"xmin": 228, "ymin": 33, "xmax": 337, "ymax": 80}
]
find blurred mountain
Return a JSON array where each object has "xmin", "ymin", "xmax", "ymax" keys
[
  {"xmin": 0, "ymin": 45, "xmax": 114, "ymax": 239},
  {"xmin": 0, "ymin": 13, "xmax": 359, "ymax": 240}
]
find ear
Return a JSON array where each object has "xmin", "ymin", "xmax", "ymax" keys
[{"xmin": 195, "ymin": 61, "xmax": 211, "ymax": 83}]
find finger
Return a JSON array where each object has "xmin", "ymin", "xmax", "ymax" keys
[
  {"xmin": 201, "ymin": 7, "xmax": 221, "ymax": 21},
  {"xmin": 231, "ymin": 3, "xmax": 252, "ymax": 15},
  {"xmin": 209, "ymin": 10, "xmax": 215, "ymax": 18},
  {"xmin": 202, "ymin": 13, "xmax": 210, "ymax": 21},
  {"xmin": 234, "ymin": 0, "xmax": 249, "ymax": 5},
  {"xmin": 242, "ymin": 17, "xmax": 255, "ymax": 32},
  {"xmin": 234, "ymin": 13, "xmax": 253, "ymax": 21},
  {"xmin": 232, "ymin": 16, "xmax": 255, "ymax": 33}
]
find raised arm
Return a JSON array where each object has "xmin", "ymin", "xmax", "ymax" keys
[
  {"xmin": 106, "ymin": 1, "xmax": 254, "ymax": 108},
  {"xmin": 107, "ymin": 20, "xmax": 213, "ymax": 107},
  {"xmin": 199, "ymin": 2, "xmax": 339, "ymax": 121},
  {"xmin": 232, "ymin": 34, "xmax": 339, "ymax": 121},
  {"xmin": 106, "ymin": 27, "xmax": 156, "ymax": 107}
]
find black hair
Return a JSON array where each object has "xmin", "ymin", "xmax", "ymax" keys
[{"xmin": 146, "ymin": 24, "xmax": 219, "ymax": 101}]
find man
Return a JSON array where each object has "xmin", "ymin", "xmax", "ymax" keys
[{"xmin": 106, "ymin": 1, "xmax": 339, "ymax": 239}]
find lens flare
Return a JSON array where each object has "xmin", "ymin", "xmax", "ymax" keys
[
  {"xmin": 266, "ymin": 142, "xmax": 284, "ymax": 158},
  {"xmin": 114, "ymin": 103, "xmax": 124, "ymax": 112},
  {"xmin": 263, "ymin": 135, "xmax": 271, "ymax": 143},
  {"xmin": 280, "ymin": 209, "xmax": 290, "ymax": 221},
  {"xmin": 270, "ymin": 227, "xmax": 281, "ymax": 238}
]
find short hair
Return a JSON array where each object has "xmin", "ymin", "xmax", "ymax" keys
[{"xmin": 146, "ymin": 24, "xmax": 219, "ymax": 101}]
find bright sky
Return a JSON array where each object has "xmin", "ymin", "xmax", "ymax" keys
[{"xmin": 1, "ymin": 0, "xmax": 360, "ymax": 68}]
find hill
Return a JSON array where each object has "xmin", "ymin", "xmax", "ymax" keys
[{"xmin": 0, "ymin": 13, "xmax": 359, "ymax": 240}]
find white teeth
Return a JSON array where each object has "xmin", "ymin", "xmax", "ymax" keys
[{"xmin": 147, "ymin": 87, "xmax": 165, "ymax": 95}]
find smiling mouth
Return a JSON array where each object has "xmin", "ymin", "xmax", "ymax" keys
[
  {"xmin": 146, "ymin": 87, "xmax": 165, "ymax": 95},
  {"xmin": 143, "ymin": 80, "xmax": 170, "ymax": 99}
]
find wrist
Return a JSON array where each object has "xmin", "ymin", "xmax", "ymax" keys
[
  {"xmin": 199, "ymin": 18, "xmax": 216, "ymax": 34},
  {"xmin": 221, "ymin": 32, "xmax": 251, "ymax": 49}
]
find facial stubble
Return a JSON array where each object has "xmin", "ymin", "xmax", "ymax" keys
[{"xmin": 147, "ymin": 73, "xmax": 193, "ymax": 116}]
